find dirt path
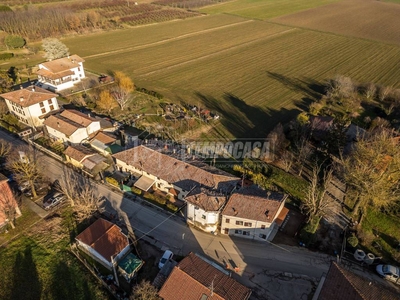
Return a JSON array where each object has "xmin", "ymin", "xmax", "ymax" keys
[{"xmin": 84, "ymin": 19, "xmax": 254, "ymax": 60}]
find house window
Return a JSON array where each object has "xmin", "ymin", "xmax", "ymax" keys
[
  {"xmin": 243, "ymin": 231, "xmax": 250, "ymax": 236},
  {"xmin": 259, "ymin": 234, "xmax": 267, "ymax": 239},
  {"xmin": 225, "ymin": 219, "xmax": 230, "ymax": 223},
  {"xmin": 261, "ymin": 225, "xmax": 266, "ymax": 230},
  {"xmin": 41, "ymin": 108, "xmax": 46, "ymax": 114},
  {"xmin": 49, "ymin": 105, "xmax": 54, "ymax": 110},
  {"xmin": 40, "ymin": 102, "xmax": 44, "ymax": 108},
  {"xmin": 235, "ymin": 221, "xmax": 243, "ymax": 226},
  {"xmin": 202, "ymin": 215, "xmax": 206, "ymax": 220},
  {"xmin": 234, "ymin": 230, "xmax": 242, "ymax": 234},
  {"xmin": 244, "ymin": 222, "xmax": 252, "ymax": 227},
  {"xmin": 48, "ymin": 99, "xmax": 52, "ymax": 105},
  {"xmin": 224, "ymin": 228, "xmax": 229, "ymax": 234}
]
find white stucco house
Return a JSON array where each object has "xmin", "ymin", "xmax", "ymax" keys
[
  {"xmin": 185, "ymin": 187, "xmax": 228, "ymax": 232},
  {"xmin": 112, "ymin": 145, "xmax": 238, "ymax": 201},
  {"xmin": 221, "ymin": 187, "xmax": 289, "ymax": 241},
  {"xmin": 36, "ymin": 54, "xmax": 85, "ymax": 92},
  {"xmin": 0, "ymin": 85, "xmax": 59, "ymax": 129},
  {"xmin": 43, "ymin": 109, "xmax": 100, "ymax": 144},
  {"xmin": 75, "ymin": 218, "xmax": 131, "ymax": 270}
]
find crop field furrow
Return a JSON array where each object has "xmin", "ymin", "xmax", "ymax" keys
[
  {"xmin": 84, "ymin": 19, "xmax": 255, "ymax": 60},
  {"xmin": 137, "ymin": 28, "xmax": 297, "ymax": 76}
]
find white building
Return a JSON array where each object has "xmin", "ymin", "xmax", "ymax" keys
[
  {"xmin": 36, "ymin": 54, "xmax": 85, "ymax": 92},
  {"xmin": 185, "ymin": 187, "xmax": 227, "ymax": 232},
  {"xmin": 43, "ymin": 109, "xmax": 100, "ymax": 144},
  {"xmin": 112, "ymin": 145, "xmax": 238, "ymax": 201},
  {"xmin": 0, "ymin": 85, "xmax": 59, "ymax": 129},
  {"xmin": 221, "ymin": 187, "xmax": 289, "ymax": 241},
  {"xmin": 75, "ymin": 218, "xmax": 131, "ymax": 270}
]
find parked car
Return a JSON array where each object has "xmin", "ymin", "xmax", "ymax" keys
[
  {"xmin": 158, "ymin": 250, "xmax": 173, "ymax": 269},
  {"xmin": 376, "ymin": 264, "xmax": 400, "ymax": 285},
  {"xmin": 43, "ymin": 194, "xmax": 65, "ymax": 210}
]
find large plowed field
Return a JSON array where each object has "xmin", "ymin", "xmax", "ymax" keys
[{"xmin": 272, "ymin": 0, "xmax": 400, "ymax": 45}]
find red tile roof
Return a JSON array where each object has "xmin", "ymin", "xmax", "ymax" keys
[
  {"xmin": 0, "ymin": 85, "xmax": 57, "ymax": 107},
  {"xmin": 64, "ymin": 144, "xmax": 95, "ymax": 162},
  {"xmin": 60, "ymin": 110, "xmax": 96, "ymax": 127},
  {"xmin": 0, "ymin": 175, "xmax": 20, "ymax": 226},
  {"xmin": 185, "ymin": 187, "xmax": 227, "ymax": 212},
  {"xmin": 318, "ymin": 262, "xmax": 400, "ymax": 300},
  {"xmin": 113, "ymin": 146, "xmax": 238, "ymax": 192},
  {"xmin": 75, "ymin": 218, "xmax": 129, "ymax": 263},
  {"xmin": 222, "ymin": 187, "xmax": 287, "ymax": 223},
  {"xmin": 39, "ymin": 54, "xmax": 84, "ymax": 74},
  {"xmin": 159, "ymin": 252, "xmax": 251, "ymax": 300},
  {"xmin": 92, "ymin": 131, "xmax": 117, "ymax": 145}
]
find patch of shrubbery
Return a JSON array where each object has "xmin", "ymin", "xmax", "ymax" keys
[
  {"xmin": 0, "ymin": 53, "xmax": 14, "ymax": 60},
  {"xmin": 105, "ymin": 177, "xmax": 119, "ymax": 187},
  {"xmin": 136, "ymin": 87, "xmax": 163, "ymax": 99},
  {"xmin": 300, "ymin": 216, "xmax": 320, "ymax": 246}
]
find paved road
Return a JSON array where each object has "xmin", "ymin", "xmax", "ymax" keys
[{"xmin": 0, "ymin": 130, "xmax": 332, "ymax": 285}]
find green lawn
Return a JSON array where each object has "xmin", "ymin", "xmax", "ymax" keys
[
  {"xmin": 0, "ymin": 214, "xmax": 111, "ymax": 300},
  {"xmin": 199, "ymin": 0, "xmax": 340, "ymax": 20}
]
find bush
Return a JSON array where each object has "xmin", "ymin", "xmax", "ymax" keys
[
  {"xmin": 131, "ymin": 186, "xmax": 142, "ymax": 195},
  {"xmin": 0, "ymin": 53, "xmax": 14, "ymax": 60},
  {"xmin": 136, "ymin": 87, "xmax": 163, "ymax": 99},
  {"xmin": 300, "ymin": 216, "xmax": 321, "ymax": 246},
  {"xmin": 166, "ymin": 203, "xmax": 178, "ymax": 212},
  {"xmin": 5, "ymin": 35, "xmax": 26, "ymax": 49},
  {"xmin": 347, "ymin": 235, "xmax": 359, "ymax": 248},
  {"xmin": 0, "ymin": 5, "xmax": 12, "ymax": 12},
  {"xmin": 105, "ymin": 177, "xmax": 119, "ymax": 187}
]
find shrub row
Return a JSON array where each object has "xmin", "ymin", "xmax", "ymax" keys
[
  {"xmin": 0, "ymin": 53, "xmax": 13, "ymax": 60},
  {"xmin": 136, "ymin": 87, "xmax": 164, "ymax": 99}
]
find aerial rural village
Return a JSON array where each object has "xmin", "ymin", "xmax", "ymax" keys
[{"xmin": 0, "ymin": 0, "xmax": 400, "ymax": 299}]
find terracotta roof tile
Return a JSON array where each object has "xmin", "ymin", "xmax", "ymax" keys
[
  {"xmin": 64, "ymin": 145, "xmax": 96, "ymax": 162},
  {"xmin": 185, "ymin": 187, "xmax": 227, "ymax": 212},
  {"xmin": 159, "ymin": 267, "xmax": 224, "ymax": 300},
  {"xmin": 44, "ymin": 115, "xmax": 81, "ymax": 136},
  {"xmin": 222, "ymin": 187, "xmax": 287, "ymax": 222},
  {"xmin": 113, "ymin": 146, "xmax": 239, "ymax": 191},
  {"xmin": 75, "ymin": 218, "xmax": 129, "ymax": 263},
  {"xmin": 0, "ymin": 177, "xmax": 20, "ymax": 226},
  {"xmin": 0, "ymin": 85, "xmax": 57, "ymax": 107},
  {"xmin": 161, "ymin": 253, "xmax": 251, "ymax": 300},
  {"xmin": 38, "ymin": 54, "xmax": 84, "ymax": 74},
  {"xmin": 318, "ymin": 262, "xmax": 400, "ymax": 300},
  {"xmin": 60, "ymin": 110, "xmax": 96, "ymax": 127},
  {"xmin": 92, "ymin": 131, "xmax": 117, "ymax": 145}
]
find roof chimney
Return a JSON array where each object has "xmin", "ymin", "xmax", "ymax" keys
[
  {"xmin": 20, "ymin": 96, "xmax": 24, "ymax": 102},
  {"xmin": 32, "ymin": 87, "xmax": 35, "ymax": 92}
]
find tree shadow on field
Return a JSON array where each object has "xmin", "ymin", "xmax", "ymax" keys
[
  {"xmin": 10, "ymin": 245, "xmax": 42, "ymax": 300},
  {"xmin": 195, "ymin": 91, "xmax": 307, "ymax": 138},
  {"xmin": 267, "ymin": 72, "xmax": 326, "ymax": 108}
]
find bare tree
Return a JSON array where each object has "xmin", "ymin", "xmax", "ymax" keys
[
  {"xmin": 341, "ymin": 128, "xmax": 400, "ymax": 217},
  {"xmin": 112, "ymin": 71, "xmax": 134, "ymax": 110},
  {"xmin": 130, "ymin": 281, "xmax": 160, "ymax": 300},
  {"xmin": 267, "ymin": 123, "xmax": 288, "ymax": 162},
  {"xmin": 0, "ymin": 139, "xmax": 12, "ymax": 161},
  {"xmin": 301, "ymin": 162, "xmax": 334, "ymax": 221},
  {"xmin": 294, "ymin": 138, "xmax": 313, "ymax": 177},
  {"xmin": 58, "ymin": 167, "xmax": 105, "ymax": 223},
  {"xmin": 0, "ymin": 181, "xmax": 21, "ymax": 229},
  {"xmin": 326, "ymin": 75, "xmax": 355, "ymax": 99},
  {"xmin": 6, "ymin": 145, "xmax": 43, "ymax": 198},
  {"xmin": 280, "ymin": 150, "xmax": 294, "ymax": 172},
  {"xmin": 364, "ymin": 82, "xmax": 376, "ymax": 101}
]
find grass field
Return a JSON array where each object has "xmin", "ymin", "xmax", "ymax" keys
[
  {"xmin": 65, "ymin": 14, "xmax": 400, "ymax": 138},
  {"xmin": 199, "ymin": 0, "xmax": 339, "ymax": 20},
  {"xmin": 273, "ymin": 0, "xmax": 400, "ymax": 45}
]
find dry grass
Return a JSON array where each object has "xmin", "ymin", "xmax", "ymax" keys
[{"xmin": 272, "ymin": 0, "xmax": 400, "ymax": 45}]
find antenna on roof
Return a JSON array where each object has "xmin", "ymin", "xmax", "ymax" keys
[{"xmin": 209, "ymin": 275, "xmax": 217, "ymax": 296}]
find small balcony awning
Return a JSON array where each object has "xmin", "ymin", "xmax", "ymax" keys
[
  {"xmin": 134, "ymin": 175, "xmax": 155, "ymax": 192},
  {"xmin": 275, "ymin": 207, "xmax": 289, "ymax": 226}
]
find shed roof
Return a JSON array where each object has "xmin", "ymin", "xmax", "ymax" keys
[{"xmin": 75, "ymin": 218, "xmax": 129, "ymax": 263}]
